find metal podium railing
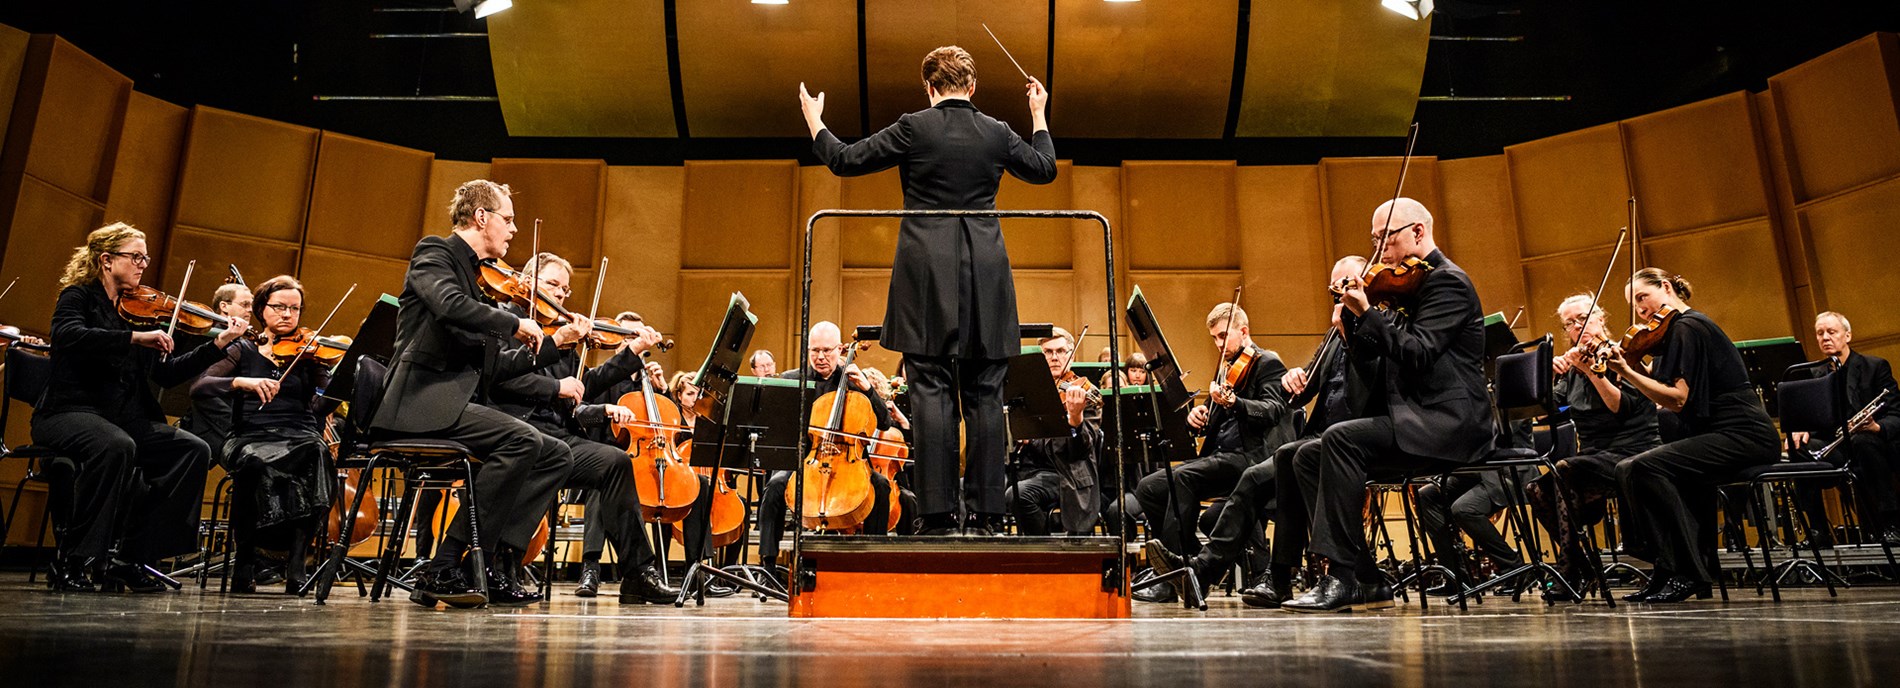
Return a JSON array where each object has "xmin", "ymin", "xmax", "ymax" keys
[{"xmin": 791, "ymin": 209, "xmax": 1125, "ymax": 603}]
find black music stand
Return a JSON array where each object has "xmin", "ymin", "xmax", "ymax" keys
[
  {"xmin": 1119, "ymin": 287, "xmax": 1207, "ymax": 610},
  {"xmin": 1736, "ymin": 337, "xmax": 1806, "ymax": 417},
  {"xmin": 673, "ymin": 376, "xmax": 810, "ymax": 605},
  {"xmin": 1123, "ymin": 287, "xmax": 1194, "ymax": 412},
  {"xmin": 1001, "ymin": 351, "xmax": 1079, "ymax": 536}
]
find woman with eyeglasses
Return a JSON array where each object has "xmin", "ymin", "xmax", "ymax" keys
[
  {"xmin": 189, "ymin": 275, "xmax": 339, "ymax": 593},
  {"xmin": 32, "ymin": 223, "xmax": 248, "ymax": 593}
]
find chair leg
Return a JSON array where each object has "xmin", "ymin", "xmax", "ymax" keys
[
  {"xmin": 461, "ymin": 458, "xmax": 489, "ymax": 600},
  {"xmin": 1748, "ymin": 485, "xmax": 1779, "ymax": 602},
  {"xmin": 371, "ymin": 472, "xmax": 421, "ymax": 603},
  {"xmin": 317, "ymin": 458, "xmax": 381, "ymax": 604},
  {"xmin": 1396, "ymin": 483, "xmax": 1432, "ymax": 611},
  {"xmin": 30, "ymin": 498, "xmax": 52, "ymax": 584}
]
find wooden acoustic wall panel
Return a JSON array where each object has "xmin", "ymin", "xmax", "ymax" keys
[
  {"xmin": 863, "ymin": 1, "xmax": 1048, "ymax": 138},
  {"xmin": 172, "ymin": 106, "xmax": 317, "ymax": 243},
  {"xmin": 489, "ymin": 158, "xmax": 605, "ymax": 270},
  {"xmin": 677, "ymin": 270, "xmax": 792, "ymax": 381},
  {"xmin": 1121, "ymin": 162, "xmax": 1237, "ymax": 271},
  {"xmin": 838, "ymin": 169, "xmax": 904, "ymax": 269},
  {"xmin": 305, "ymin": 132, "xmax": 433, "ymax": 262},
  {"xmin": 162, "ymin": 227, "xmax": 300, "ymax": 305},
  {"xmin": 1766, "ymin": 33, "xmax": 1900, "ymax": 203},
  {"xmin": 1125, "ymin": 271, "xmax": 1242, "ymax": 401},
  {"xmin": 21, "ymin": 37, "xmax": 130, "ymax": 204},
  {"xmin": 1052, "ymin": 0, "xmax": 1238, "ymax": 138},
  {"xmin": 998, "ymin": 161, "xmax": 1076, "ymax": 271},
  {"xmin": 298, "ymin": 248, "xmax": 409, "ymax": 339},
  {"xmin": 1237, "ymin": 165, "xmax": 1328, "ymax": 335},
  {"xmin": 1506, "ymin": 123, "xmax": 1631, "ymax": 259},
  {"xmin": 676, "ymin": 0, "xmax": 861, "ymax": 138},
  {"xmin": 1520, "ymin": 247, "xmax": 1625, "ymax": 340},
  {"xmin": 0, "ymin": 23, "xmax": 28, "ymax": 148},
  {"xmin": 602, "ymin": 166, "xmax": 684, "ymax": 337},
  {"xmin": 1318, "ymin": 157, "xmax": 1441, "ymax": 262},
  {"xmin": 1641, "ymin": 220, "xmax": 1792, "ymax": 342},
  {"xmin": 1622, "ymin": 92, "xmax": 1771, "ymax": 237},
  {"xmin": 104, "ymin": 93, "xmax": 188, "ymax": 251},
  {"xmin": 1800, "ymin": 175, "xmax": 1900, "ymax": 347},
  {"xmin": 1438, "ymin": 156, "xmax": 1528, "ymax": 323},
  {"xmin": 1238, "ymin": 2, "xmax": 1431, "ymax": 137},
  {"xmin": 420, "ymin": 159, "xmax": 493, "ymax": 238},
  {"xmin": 485, "ymin": 0, "xmax": 675, "ymax": 137},
  {"xmin": 840, "ymin": 270, "xmax": 898, "ymax": 373},
  {"xmin": 1, "ymin": 177, "xmax": 104, "ymax": 332},
  {"xmin": 682, "ymin": 161, "xmax": 797, "ymax": 270}
]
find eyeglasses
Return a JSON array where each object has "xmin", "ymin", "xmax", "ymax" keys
[
  {"xmin": 108, "ymin": 251, "xmax": 151, "ymax": 266},
  {"xmin": 1369, "ymin": 222, "xmax": 1419, "ymax": 250},
  {"xmin": 540, "ymin": 282, "xmax": 571, "ymax": 298},
  {"xmin": 480, "ymin": 207, "xmax": 517, "ymax": 225},
  {"xmin": 264, "ymin": 303, "xmax": 303, "ymax": 314},
  {"xmin": 808, "ymin": 346, "xmax": 841, "ymax": 355}
]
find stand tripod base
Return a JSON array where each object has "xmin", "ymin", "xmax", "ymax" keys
[{"xmin": 788, "ymin": 535, "xmax": 1130, "ymax": 619}]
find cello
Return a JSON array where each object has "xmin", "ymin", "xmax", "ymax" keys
[
  {"xmin": 670, "ymin": 439, "xmax": 748, "ymax": 549},
  {"xmin": 866, "ymin": 427, "xmax": 909, "ymax": 532},
  {"xmin": 792, "ymin": 340, "xmax": 878, "ymax": 531},
  {"xmin": 616, "ymin": 355, "xmax": 700, "ymax": 523}
]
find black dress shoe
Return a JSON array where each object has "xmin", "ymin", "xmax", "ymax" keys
[
  {"xmin": 619, "ymin": 565, "xmax": 680, "ymax": 605},
  {"xmin": 1644, "ymin": 576, "xmax": 1712, "ymax": 604},
  {"xmin": 1355, "ymin": 581, "xmax": 1396, "ymax": 611},
  {"xmin": 1543, "ymin": 585, "xmax": 1582, "ymax": 604},
  {"xmin": 411, "ymin": 566, "xmax": 487, "ymax": 609},
  {"xmin": 1132, "ymin": 580, "xmax": 1177, "ymax": 604},
  {"xmin": 47, "ymin": 558, "xmax": 96, "ymax": 593},
  {"xmin": 1623, "ymin": 571, "xmax": 1671, "ymax": 602},
  {"xmin": 1883, "ymin": 526, "xmax": 1900, "ymax": 547},
  {"xmin": 1282, "ymin": 574, "xmax": 1355, "ymax": 613},
  {"xmin": 1143, "ymin": 540, "xmax": 1183, "ymax": 576},
  {"xmin": 102, "ymin": 563, "xmax": 166, "ymax": 594},
  {"xmin": 254, "ymin": 566, "xmax": 287, "ymax": 587},
  {"xmin": 485, "ymin": 559, "xmax": 542, "ymax": 608},
  {"xmin": 1240, "ymin": 580, "xmax": 1288, "ymax": 609},
  {"xmin": 574, "ymin": 561, "xmax": 602, "ymax": 598}
]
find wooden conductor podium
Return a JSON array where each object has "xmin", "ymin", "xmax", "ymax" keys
[{"xmin": 788, "ymin": 535, "xmax": 1131, "ymax": 619}]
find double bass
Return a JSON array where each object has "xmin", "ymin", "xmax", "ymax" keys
[{"xmin": 792, "ymin": 341, "xmax": 877, "ymax": 531}]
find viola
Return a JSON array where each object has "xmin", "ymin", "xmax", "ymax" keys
[
  {"xmin": 616, "ymin": 354, "xmax": 699, "ymax": 524},
  {"xmin": 792, "ymin": 341, "xmax": 878, "ymax": 531},
  {"xmin": 1360, "ymin": 256, "xmax": 1433, "ymax": 309},
  {"xmin": 1586, "ymin": 303, "xmax": 1679, "ymax": 373},
  {"xmin": 477, "ymin": 258, "xmax": 650, "ymax": 349},
  {"xmin": 270, "ymin": 328, "xmax": 352, "ymax": 369},
  {"xmin": 866, "ymin": 426, "xmax": 909, "ymax": 532},
  {"xmin": 1056, "ymin": 369, "xmax": 1104, "ymax": 411},
  {"xmin": 117, "ymin": 285, "xmax": 230, "ymax": 335},
  {"xmin": 670, "ymin": 439, "xmax": 748, "ymax": 549}
]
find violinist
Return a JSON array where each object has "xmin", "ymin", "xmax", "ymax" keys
[
  {"xmin": 32, "ymin": 223, "xmax": 249, "ymax": 593},
  {"xmin": 750, "ymin": 350, "xmax": 778, "ymax": 377},
  {"xmin": 756, "ymin": 321, "xmax": 896, "ymax": 576},
  {"xmin": 1006, "ymin": 327, "xmax": 1101, "ymax": 536},
  {"xmin": 1603, "ymin": 268, "xmax": 1779, "ymax": 603},
  {"xmin": 1521, "ymin": 294, "xmax": 1661, "ymax": 600},
  {"xmin": 481, "ymin": 251, "xmax": 679, "ymax": 605},
  {"xmin": 377, "ymin": 180, "xmax": 585, "ymax": 609},
  {"xmin": 190, "ymin": 276, "xmax": 339, "ymax": 593},
  {"xmin": 1788, "ymin": 312, "xmax": 1900, "ymax": 547},
  {"xmin": 1102, "ymin": 352, "xmax": 1149, "ymax": 390},
  {"xmin": 1151, "ymin": 256, "xmax": 1368, "ymax": 609},
  {"xmin": 1133, "ymin": 302, "xmax": 1295, "ymax": 604},
  {"xmin": 863, "ymin": 366, "xmax": 920, "ymax": 534},
  {"xmin": 182, "ymin": 281, "xmax": 256, "ymax": 462},
  {"xmin": 1284, "ymin": 199, "xmax": 1493, "ymax": 614}
]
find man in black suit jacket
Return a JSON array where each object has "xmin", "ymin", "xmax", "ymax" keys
[
  {"xmin": 373, "ymin": 180, "xmax": 587, "ymax": 608},
  {"xmin": 1284, "ymin": 198, "xmax": 1495, "ymax": 613},
  {"xmin": 799, "ymin": 46, "xmax": 1057, "ymax": 533},
  {"xmin": 1792, "ymin": 311, "xmax": 1900, "ymax": 545}
]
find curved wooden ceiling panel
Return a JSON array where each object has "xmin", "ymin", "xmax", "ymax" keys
[
  {"xmin": 1238, "ymin": 4, "xmax": 1430, "ymax": 137},
  {"xmin": 865, "ymin": 1, "xmax": 1049, "ymax": 138},
  {"xmin": 1051, "ymin": 0, "xmax": 1238, "ymax": 138},
  {"xmin": 486, "ymin": 0, "xmax": 675, "ymax": 137},
  {"xmin": 677, "ymin": 0, "xmax": 861, "ymax": 138}
]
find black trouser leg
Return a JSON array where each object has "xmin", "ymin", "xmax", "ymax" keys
[
  {"xmin": 417, "ymin": 404, "xmax": 569, "ymax": 559},
  {"xmin": 1308, "ymin": 417, "xmax": 1458, "ymax": 584},
  {"xmin": 757, "ymin": 470, "xmax": 791, "ymax": 567},
  {"xmin": 1273, "ymin": 438, "xmax": 1322, "ymax": 569},
  {"xmin": 1202, "ymin": 458, "xmax": 1276, "ymax": 568},
  {"xmin": 559, "ymin": 433, "xmax": 655, "ymax": 571},
  {"xmin": 31, "ymin": 413, "xmax": 210, "ymax": 563},
  {"xmin": 907, "ymin": 356, "xmax": 961, "ymax": 517},
  {"xmin": 1134, "ymin": 453, "xmax": 1247, "ymax": 557},
  {"xmin": 958, "ymin": 357, "xmax": 1009, "ymax": 516},
  {"xmin": 1008, "ymin": 470, "xmax": 1063, "ymax": 536},
  {"xmin": 1616, "ymin": 430, "xmax": 1776, "ymax": 583}
]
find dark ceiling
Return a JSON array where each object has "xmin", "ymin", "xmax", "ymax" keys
[{"xmin": 3, "ymin": 1, "xmax": 1898, "ymax": 166}]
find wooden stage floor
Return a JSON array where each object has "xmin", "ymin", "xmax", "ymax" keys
[{"xmin": 1, "ymin": 574, "xmax": 1896, "ymax": 687}]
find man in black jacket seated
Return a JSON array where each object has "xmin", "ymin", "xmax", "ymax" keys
[
  {"xmin": 1149, "ymin": 256, "xmax": 1366, "ymax": 609},
  {"xmin": 755, "ymin": 322, "xmax": 897, "ymax": 580},
  {"xmin": 374, "ymin": 180, "xmax": 584, "ymax": 608},
  {"xmin": 1790, "ymin": 311, "xmax": 1900, "ymax": 546},
  {"xmin": 1134, "ymin": 302, "xmax": 1297, "ymax": 604},
  {"xmin": 1007, "ymin": 328, "xmax": 1101, "ymax": 537},
  {"xmin": 1284, "ymin": 198, "xmax": 1496, "ymax": 613},
  {"xmin": 483, "ymin": 252, "xmax": 680, "ymax": 604}
]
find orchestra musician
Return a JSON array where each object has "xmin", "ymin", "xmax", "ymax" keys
[
  {"xmin": 1523, "ymin": 293, "xmax": 1662, "ymax": 600},
  {"xmin": 1006, "ymin": 327, "xmax": 1102, "ymax": 536},
  {"xmin": 181, "ymin": 281, "xmax": 256, "ymax": 462},
  {"xmin": 750, "ymin": 350, "xmax": 778, "ymax": 377},
  {"xmin": 1151, "ymin": 256, "xmax": 1367, "ymax": 609},
  {"xmin": 373, "ymin": 180, "xmax": 585, "ymax": 609},
  {"xmin": 1788, "ymin": 311, "xmax": 1900, "ymax": 547},
  {"xmin": 33, "ymin": 223, "xmax": 249, "ymax": 592},
  {"xmin": 1603, "ymin": 268, "xmax": 1780, "ymax": 603},
  {"xmin": 483, "ymin": 252, "xmax": 679, "ymax": 605},
  {"xmin": 573, "ymin": 310, "xmax": 651, "ymax": 596},
  {"xmin": 1134, "ymin": 302, "xmax": 1296, "ymax": 604},
  {"xmin": 190, "ymin": 275, "xmax": 338, "ymax": 594},
  {"xmin": 800, "ymin": 45, "xmax": 1057, "ymax": 535},
  {"xmin": 1284, "ymin": 198, "xmax": 1494, "ymax": 614}
]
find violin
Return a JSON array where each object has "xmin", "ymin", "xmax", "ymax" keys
[
  {"xmin": 269, "ymin": 328, "xmax": 351, "ymax": 368},
  {"xmin": 117, "ymin": 285, "xmax": 230, "ymax": 335},
  {"xmin": 792, "ymin": 340, "xmax": 878, "ymax": 531},
  {"xmin": 476, "ymin": 258, "xmax": 650, "ymax": 349},
  {"xmin": 866, "ymin": 426, "xmax": 909, "ymax": 531},
  {"xmin": 1359, "ymin": 255, "xmax": 1433, "ymax": 310},
  {"xmin": 671, "ymin": 439, "xmax": 749, "ymax": 550},
  {"xmin": 616, "ymin": 353, "xmax": 699, "ymax": 524},
  {"xmin": 1056, "ymin": 369, "xmax": 1104, "ymax": 411},
  {"xmin": 1586, "ymin": 303, "xmax": 1680, "ymax": 373}
]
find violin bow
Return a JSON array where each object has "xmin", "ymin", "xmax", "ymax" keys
[
  {"xmin": 1507, "ymin": 306, "xmax": 1525, "ymax": 330},
  {"xmin": 1364, "ymin": 122, "xmax": 1421, "ymax": 283},
  {"xmin": 0, "ymin": 276, "xmax": 17, "ymax": 304},
  {"xmin": 277, "ymin": 283, "xmax": 357, "ymax": 375},
  {"xmin": 1059, "ymin": 324, "xmax": 1091, "ymax": 380},
  {"xmin": 575, "ymin": 256, "xmax": 609, "ymax": 389},
  {"xmin": 1580, "ymin": 227, "xmax": 1629, "ymax": 345},
  {"xmin": 167, "ymin": 260, "xmax": 196, "ymax": 343}
]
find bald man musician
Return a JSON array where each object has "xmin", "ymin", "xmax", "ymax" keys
[{"xmin": 800, "ymin": 45, "xmax": 1057, "ymax": 534}]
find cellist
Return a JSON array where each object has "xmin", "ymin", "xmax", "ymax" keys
[{"xmin": 481, "ymin": 251, "xmax": 679, "ymax": 605}]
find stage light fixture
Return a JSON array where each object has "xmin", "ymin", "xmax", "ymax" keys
[
  {"xmin": 473, "ymin": 0, "xmax": 512, "ymax": 18},
  {"xmin": 753, "ymin": 0, "xmax": 790, "ymax": 5},
  {"xmin": 1381, "ymin": 0, "xmax": 1434, "ymax": 20}
]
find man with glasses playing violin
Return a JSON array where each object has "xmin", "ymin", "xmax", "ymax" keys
[
  {"xmin": 1007, "ymin": 327, "xmax": 1102, "ymax": 537},
  {"xmin": 1283, "ymin": 198, "xmax": 1494, "ymax": 613},
  {"xmin": 480, "ymin": 251, "xmax": 680, "ymax": 605},
  {"xmin": 376, "ymin": 180, "xmax": 589, "ymax": 609},
  {"xmin": 1134, "ymin": 302, "xmax": 1296, "ymax": 604}
]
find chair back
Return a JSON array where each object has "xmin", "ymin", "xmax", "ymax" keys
[
  {"xmin": 340, "ymin": 356, "xmax": 390, "ymax": 450},
  {"xmin": 1493, "ymin": 335, "xmax": 1554, "ymax": 420},
  {"xmin": 1, "ymin": 347, "xmax": 54, "ymax": 438},
  {"xmin": 1776, "ymin": 366, "xmax": 1839, "ymax": 436}
]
